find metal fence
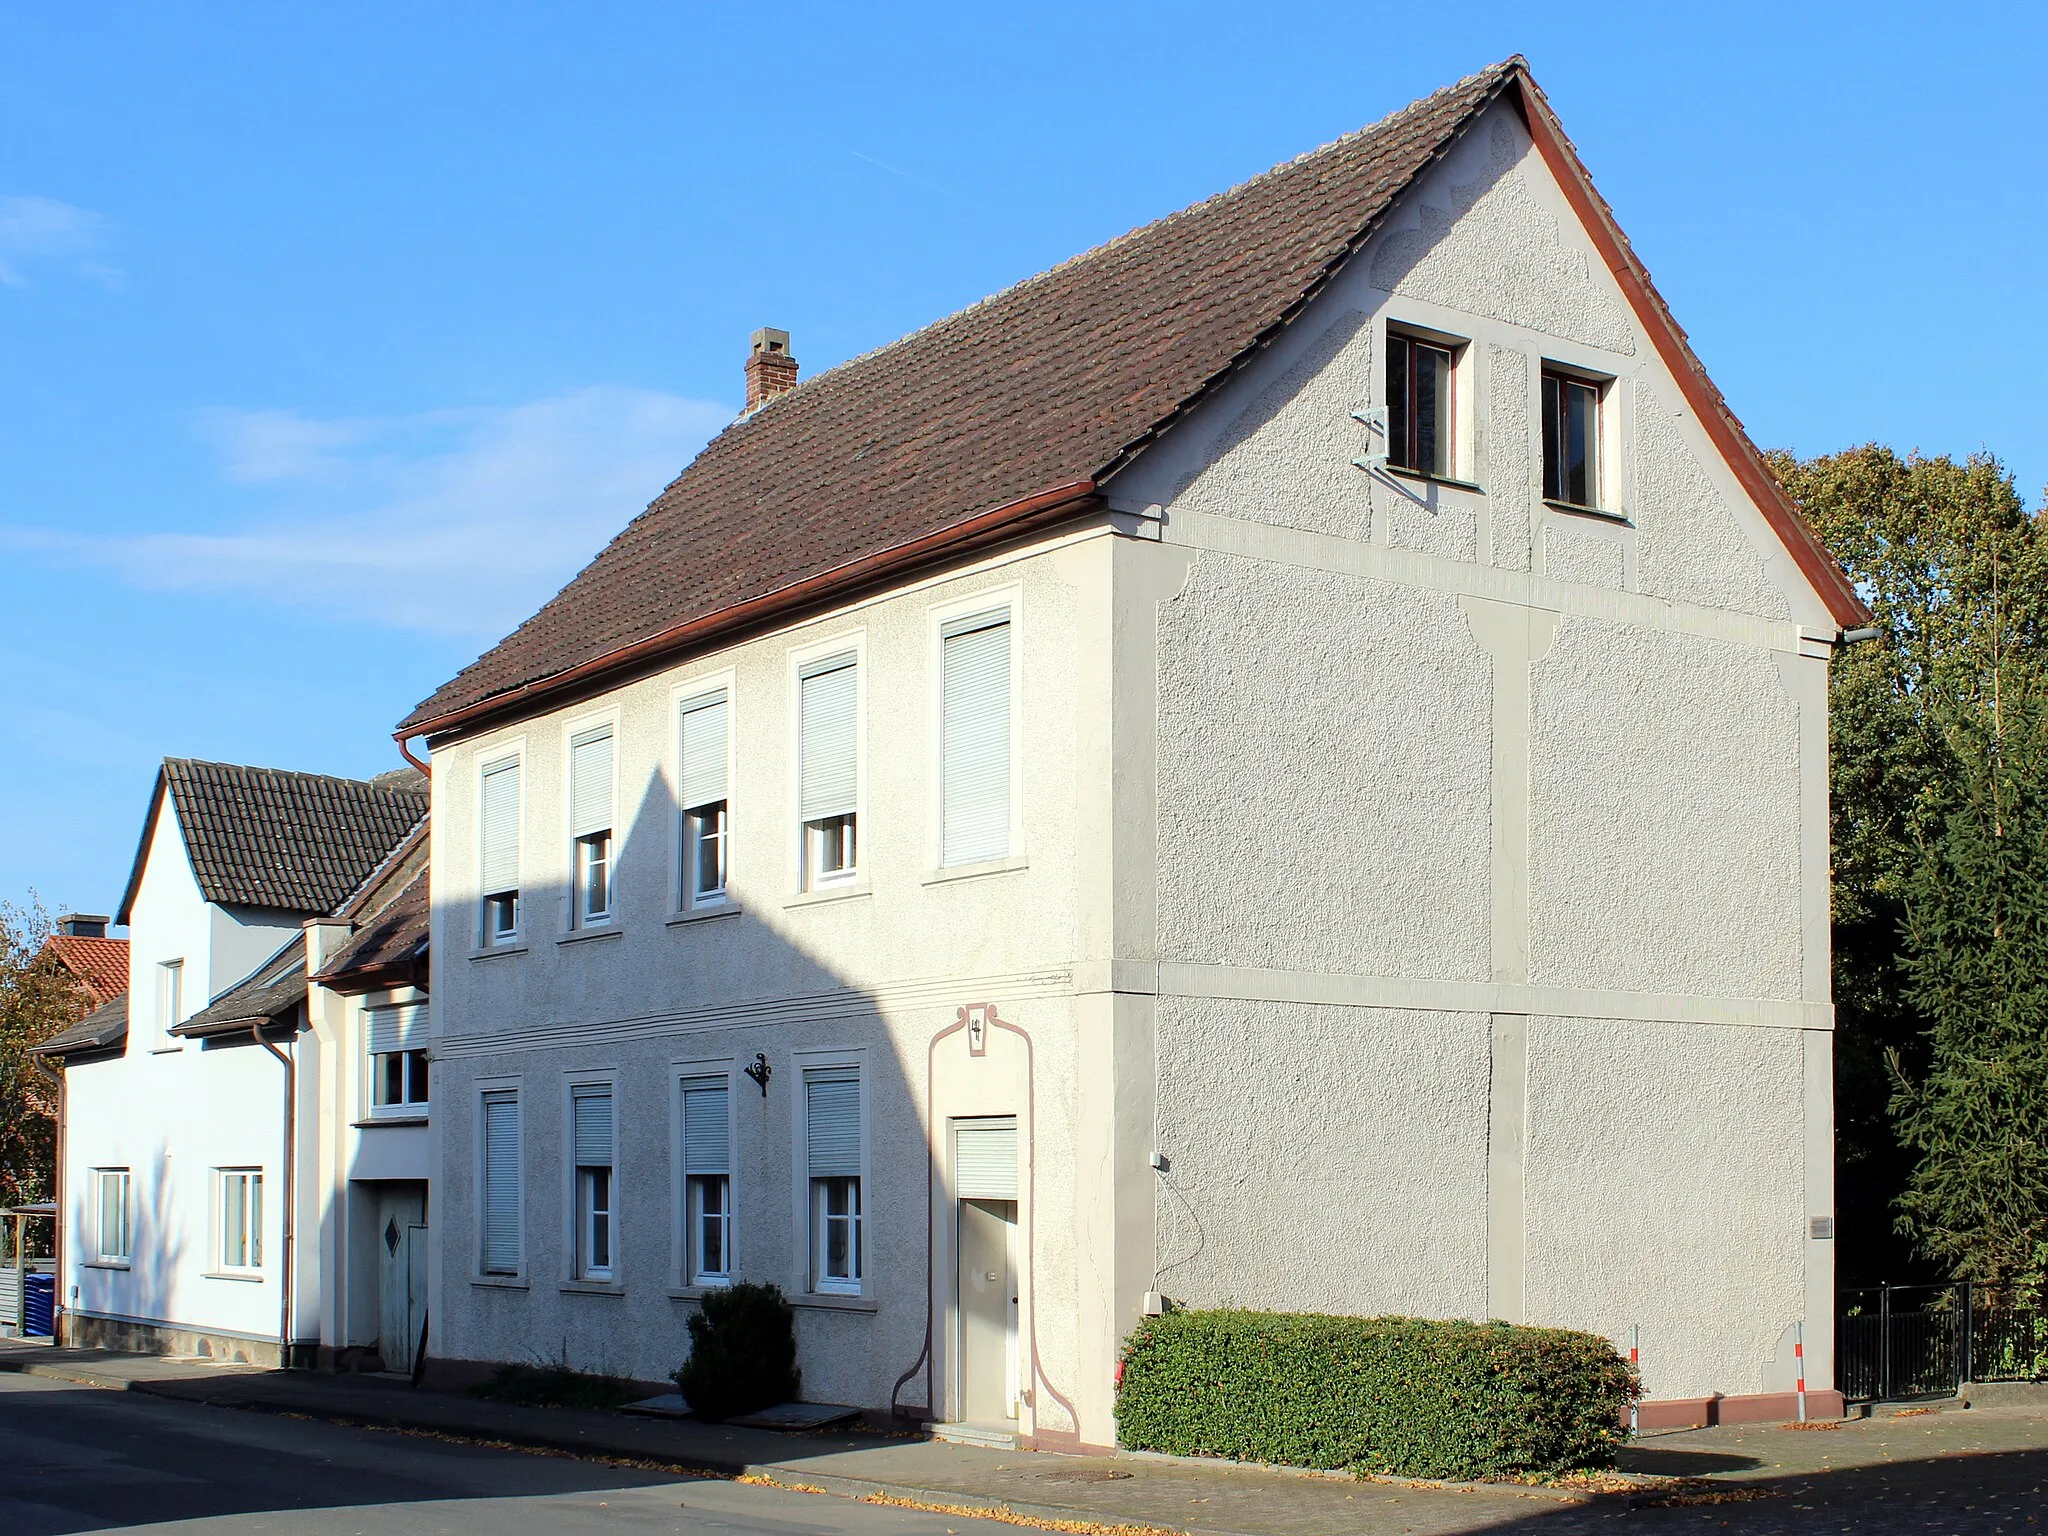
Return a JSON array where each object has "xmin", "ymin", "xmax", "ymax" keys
[{"xmin": 1838, "ymin": 1283, "xmax": 2048, "ymax": 1401}]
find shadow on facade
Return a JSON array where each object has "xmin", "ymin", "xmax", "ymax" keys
[
  {"xmin": 420, "ymin": 770, "xmax": 1047, "ymax": 1437},
  {"xmin": 61, "ymin": 1134, "xmax": 197, "ymax": 1357}
]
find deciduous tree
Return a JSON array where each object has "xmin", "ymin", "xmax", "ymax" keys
[{"xmin": 0, "ymin": 899, "xmax": 86, "ymax": 1207}]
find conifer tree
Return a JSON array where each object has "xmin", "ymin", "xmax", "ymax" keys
[
  {"xmin": 1775, "ymin": 445, "xmax": 2047, "ymax": 1280},
  {"xmin": 1893, "ymin": 692, "xmax": 2048, "ymax": 1282}
]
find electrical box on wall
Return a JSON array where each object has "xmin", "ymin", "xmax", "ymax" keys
[{"xmin": 1143, "ymin": 1291, "xmax": 1166, "ymax": 1315}]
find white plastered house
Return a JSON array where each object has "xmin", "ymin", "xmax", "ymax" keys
[
  {"xmin": 398, "ymin": 58, "xmax": 1870, "ymax": 1444},
  {"xmin": 43, "ymin": 758, "xmax": 427, "ymax": 1367}
]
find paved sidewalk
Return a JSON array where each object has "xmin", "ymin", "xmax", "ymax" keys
[{"xmin": 6, "ymin": 1338, "xmax": 2048, "ymax": 1534}]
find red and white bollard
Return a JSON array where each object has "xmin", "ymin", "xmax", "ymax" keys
[
  {"xmin": 1629, "ymin": 1324, "xmax": 1640, "ymax": 1435},
  {"xmin": 1795, "ymin": 1321, "xmax": 1808, "ymax": 1424}
]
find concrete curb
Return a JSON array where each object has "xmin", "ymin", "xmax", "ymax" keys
[{"xmin": 1111, "ymin": 1446, "xmax": 1600, "ymax": 1504}]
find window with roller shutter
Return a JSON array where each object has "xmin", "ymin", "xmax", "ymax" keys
[
  {"xmin": 678, "ymin": 689, "xmax": 730, "ymax": 908},
  {"xmin": 797, "ymin": 653, "xmax": 859, "ymax": 889},
  {"xmin": 940, "ymin": 608, "xmax": 1013, "ymax": 868},
  {"xmin": 567, "ymin": 725, "xmax": 615, "ymax": 927},
  {"xmin": 804, "ymin": 1065, "xmax": 862, "ymax": 1294},
  {"xmin": 680, "ymin": 1074, "xmax": 732, "ymax": 1284},
  {"xmin": 571, "ymin": 1081, "xmax": 615, "ymax": 1279},
  {"xmin": 478, "ymin": 755, "xmax": 522, "ymax": 946},
  {"xmin": 480, "ymin": 1089, "xmax": 522, "ymax": 1276}
]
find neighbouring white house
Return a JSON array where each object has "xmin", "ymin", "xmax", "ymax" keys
[
  {"xmin": 396, "ymin": 57, "xmax": 1869, "ymax": 1444},
  {"xmin": 39, "ymin": 758, "xmax": 427, "ymax": 1367}
]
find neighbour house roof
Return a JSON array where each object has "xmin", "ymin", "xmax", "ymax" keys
[
  {"xmin": 314, "ymin": 866, "xmax": 430, "ymax": 994},
  {"xmin": 400, "ymin": 57, "xmax": 1867, "ymax": 744},
  {"xmin": 41, "ymin": 934, "xmax": 129, "ymax": 1007},
  {"xmin": 33, "ymin": 991, "xmax": 128, "ymax": 1058},
  {"xmin": 116, "ymin": 759, "xmax": 430, "ymax": 926},
  {"xmin": 175, "ymin": 933, "xmax": 307, "ymax": 1038}
]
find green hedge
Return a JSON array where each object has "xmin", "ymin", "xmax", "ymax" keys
[{"xmin": 1115, "ymin": 1309, "xmax": 1638, "ymax": 1480}]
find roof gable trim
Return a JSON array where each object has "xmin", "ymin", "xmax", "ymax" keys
[{"xmin": 1507, "ymin": 75, "xmax": 1869, "ymax": 628}]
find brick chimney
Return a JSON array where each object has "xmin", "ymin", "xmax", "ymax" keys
[
  {"xmin": 744, "ymin": 328, "xmax": 798, "ymax": 414},
  {"xmin": 57, "ymin": 914, "xmax": 109, "ymax": 938}
]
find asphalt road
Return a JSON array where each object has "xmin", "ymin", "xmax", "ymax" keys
[{"xmin": 0, "ymin": 1373, "xmax": 1020, "ymax": 1536}]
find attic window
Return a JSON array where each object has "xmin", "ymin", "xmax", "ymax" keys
[
  {"xmin": 1541, "ymin": 367, "xmax": 1605, "ymax": 510},
  {"xmin": 1386, "ymin": 330, "xmax": 1459, "ymax": 479}
]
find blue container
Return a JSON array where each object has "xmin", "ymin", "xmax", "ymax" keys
[{"xmin": 23, "ymin": 1274, "xmax": 54, "ymax": 1338}]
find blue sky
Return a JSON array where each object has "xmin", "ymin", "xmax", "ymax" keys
[{"xmin": 4, "ymin": 2, "xmax": 2044, "ymax": 921}]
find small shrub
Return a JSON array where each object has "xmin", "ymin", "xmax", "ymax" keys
[
  {"xmin": 470, "ymin": 1359, "xmax": 639, "ymax": 1411},
  {"xmin": 677, "ymin": 1281, "xmax": 800, "ymax": 1422},
  {"xmin": 1115, "ymin": 1309, "xmax": 1638, "ymax": 1481}
]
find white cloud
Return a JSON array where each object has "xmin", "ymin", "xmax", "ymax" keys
[
  {"xmin": 0, "ymin": 196, "xmax": 120, "ymax": 287},
  {"xmin": 5, "ymin": 387, "xmax": 735, "ymax": 638}
]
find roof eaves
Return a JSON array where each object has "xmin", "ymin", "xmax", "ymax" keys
[
  {"xmin": 34, "ymin": 992, "xmax": 129, "ymax": 1057},
  {"xmin": 404, "ymin": 477, "xmax": 1101, "ymax": 743}
]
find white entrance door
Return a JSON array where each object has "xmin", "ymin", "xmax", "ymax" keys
[
  {"xmin": 375, "ymin": 1184, "xmax": 428, "ymax": 1373},
  {"xmin": 953, "ymin": 1117, "xmax": 1019, "ymax": 1425}
]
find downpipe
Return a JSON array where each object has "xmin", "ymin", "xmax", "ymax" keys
[{"xmin": 253, "ymin": 1020, "xmax": 296, "ymax": 1367}]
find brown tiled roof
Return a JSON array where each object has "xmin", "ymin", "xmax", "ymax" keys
[
  {"xmin": 42, "ymin": 935, "xmax": 129, "ymax": 1006},
  {"xmin": 177, "ymin": 934, "xmax": 306, "ymax": 1037},
  {"xmin": 315, "ymin": 867, "xmax": 429, "ymax": 993},
  {"xmin": 34, "ymin": 991, "xmax": 127, "ymax": 1057},
  {"xmin": 117, "ymin": 759, "xmax": 430, "ymax": 925},
  {"xmin": 402, "ymin": 60, "xmax": 1525, "ymax": 734}
]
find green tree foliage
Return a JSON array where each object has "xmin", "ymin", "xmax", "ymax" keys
[
  {"xmin": 1772, "ymin": 444, "xmax": 2046, "ymax": 1281},
  {"xmin": 1891, "ymin": 697, "xmax": 2048, "ymax": 1282},
  {"xmin": 0, "ymin": 898, "xmax": 86, "ymax": 1208}
]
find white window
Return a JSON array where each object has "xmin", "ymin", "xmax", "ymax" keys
[
  {"xmin": 1387, "ymin": 329, "xmax": 1460, "ymax": 479},
  {"xmin": 939, "ymin": 608, "xmax": 1013, "ymax": 867},
  {"xmin": 1541, "ymin": 367, "xmax": 1605, "ymax": 510},
  {"xmin": 481, "ymin": 1088, "xmax": 521, "ymax": 1276},
  {"xmin": 216, "ymin": 1168, "xmax": 263, "ymax": 1272},
  {"xmin": 678, "ymin": 690, "xmax": 730, "ymax": 908},
  {"xmin": 804, "ymin": 1066, "xmax": 861, "ymax": 1293},
  {"xmin": 680, "ymin": 1075, "xmax": 731, "ymax": 1284},
  {"xmin": 571, "ymin": 1082, "xmax": 615, "ymax": 1280},
  {"xmin": 366, "ymin": 1004, "xmax": 429, "ymax": 1117},
  {"xmin": 568, "ymin": 725, "xmax": 615, "ymax": 926},
  {"xmin": 479, "ymin": 755, "xmax": 522, "ymax": 945},
  {"xmin": 94, "ymin": 1168, "xmax": 131, "ymax": 1263},
  {"xmin": 155, "ymin": 958, "xmax": 184, "ymax": 1049},
  {"xmin": 798, "ymin": 654, "xmax": 858, "ymax": 889}
]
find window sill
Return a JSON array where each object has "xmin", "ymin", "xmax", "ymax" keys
[
  {"xmin": 560, "ymin": 1279, "xmax": 626, "ymax": 1297},
  {"xmin": 1384, "ymin": 464, "xmax": 1486, "ymax": 495},
  {"xmin": 793, "ymin": 1290, "xmax": 878, "ymax": 1313},
  {"xmin": 204, "ymin": 1270, "xmax": 264, "ymax": 1284},
  {"xmin": 1543, "ymin": 498, "xmax": 1631, "ymax": 526},
  {"xmin": 783, "ymin": 882, "xmax": 872, "ymax": 911},
  {"xmin": 470, "ymin": 945, "xmax": 529, "ymax": 963},
  {"xmin": 666, "ymin": 1282, "xmax": 733, "ymax": 1302},
  {"xmin": 923, "ymin": 855, "xmax": 1028, "ymax": 886},
  {"xmin": 149, "ymin": 1045, "xmax": 183, "ymax": 1055},
  {"xmin": 353, "ymin": 1114, "xmax": 429, "ymax": 1129},
  {"xmin": 472, "ymin": 1275, "xmax": 530, "ymax": 1290},
  {"xmin": 83, "ymin": 1260, "xmax": 131, "ymax": 1271},
  {"xmin": 558, "ymin": 926, "xmax": 622, "ymax": 947},
  {"xmin": 667, "ymin": 904, "xmax": 740, "ymax": 928}
]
